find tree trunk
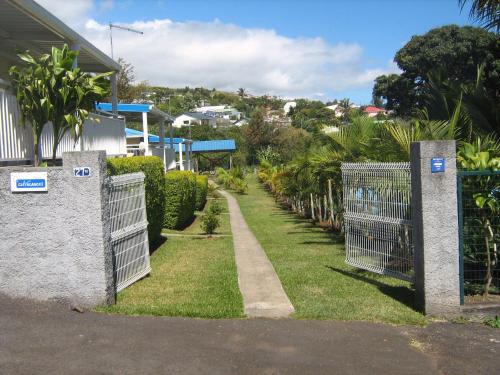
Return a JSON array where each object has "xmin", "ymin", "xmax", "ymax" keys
[
  {"xmin": 51, "ymin": 139, "xmax": 58, "ymax": 166},
  {"xmin": 34, "ymin": 139, "xmax": 40, "ymax": 167},
  {"xmin": 310, "ymin": 193, "xmax": 315, "ymax": 220},
  {"xmin": 484, "ymin": 218, "xmax": 493, "ymax": 298}
]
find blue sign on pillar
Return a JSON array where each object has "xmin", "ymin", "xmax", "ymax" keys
[{"xmin": 431, "ymin": 158, "xmax": 445, "ymax": 173}]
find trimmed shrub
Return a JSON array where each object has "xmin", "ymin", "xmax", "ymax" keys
[
  {"xmin": 195, "ymin": 175, "xmax": 208, "ymax": 211},
  {"xmin": 107, "ymin": 156, "xmax": 165, "ymax": 246},
  {"xmin": 201, "ymin": 211, "xmax": 220, "ymax": 236},
  {"xmin": 207, "ymin": 200, "xmax": 223, "ymax": 215},
  {"xmin": 164, "ymin": 170, "xmax": 197, "ymax": 229}
]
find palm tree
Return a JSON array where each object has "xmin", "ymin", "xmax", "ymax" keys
[
  {"xmin": 459, "ymin": 0, "xmax": 500, "ymax": 32},
  {"xmin": 237, "ymin": 88, "xmax": 246, "ymax": 98}
]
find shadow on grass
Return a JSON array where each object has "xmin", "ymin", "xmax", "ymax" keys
[
  {"xmin": 326, "ymin": 266, "xmax": 421, "ymax": 313},
  {"xmin": 149, "ymin": 235, "xmax": 167, "ymax": 256}
]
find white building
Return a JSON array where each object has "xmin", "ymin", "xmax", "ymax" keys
[
  {"xmin": 283, "ymin": 101, "xmax": 297, "ymax": 114},
  {"xmin": 173, "ymin": 112, "xmax": 217, "ymax": 128},
  {"xmin": 0, "ymin": 0, "xmax": 125, "ymax": 165},
  {"xmin": 193, "ymin": 105, "xmax": 241, "ymax": 121}
]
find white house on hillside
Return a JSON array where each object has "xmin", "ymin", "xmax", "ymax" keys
[
  {"xmin": 173, "ymin": 112, "xmax": 217, "ymax": 128},
  {"xmin": 193, "ymin": 105, "xmax": 241, "ymax": 121},
  {"xmin": 283, "ymin": 101, "xmax": 297, "ymax": 114}
]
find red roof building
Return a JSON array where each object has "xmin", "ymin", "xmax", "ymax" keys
[{"xmin": 363, "ymin": 106, "xmax": 386, "ymax": 117}]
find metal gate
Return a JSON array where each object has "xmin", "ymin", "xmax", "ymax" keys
[
  {"xmin": 341, "ymin": 163, "xmax": 414, "ymax": 282},
  {"xmin": 108, "ymin": 172, "xmax": 151, "ymax": 292}
]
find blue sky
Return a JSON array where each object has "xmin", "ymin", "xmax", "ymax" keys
[{"xmin": 40, "ymin": 0, "xmax": 473, "ymax": 104}]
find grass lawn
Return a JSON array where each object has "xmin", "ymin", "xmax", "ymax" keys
[
  {"xmin": 99, "ymin": 195, "xmax": 244, "ymax": 318},
  {"xmin": 233, "ymin": 176, "xmax": 427, "ymax": 325}
]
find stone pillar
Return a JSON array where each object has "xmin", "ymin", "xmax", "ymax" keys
[
  {"xmin": 411, "ymin": 141, "xmax": 460, "ymax": 316},
  {"xmin": 62, "ymin": 151, "xmax": 115, "ymax": 306}
]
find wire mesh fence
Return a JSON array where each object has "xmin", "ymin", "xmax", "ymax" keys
[
  {"xmin": 341, "ymin": 162, "xmax": 414, "ymax": 282},
  {"xmin": 108, "ymin": 172, "xmax": 151, "ymax": 292},
  {"xmin": 457, "ymin": 170, "xmax": 500, "ymax": 304}
]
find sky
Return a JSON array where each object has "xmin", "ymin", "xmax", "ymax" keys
[{"xmin": 36, "ymin": 0, "xmax": 473, "ymax": 104}]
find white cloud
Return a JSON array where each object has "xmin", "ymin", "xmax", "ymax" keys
[
  {"xmin": 36, "ymin": 1, "xmax": 396, "ymax": 99},
  {"xmin": 35, "ymin": 0, "xmax": 95, "ymax": 27}
]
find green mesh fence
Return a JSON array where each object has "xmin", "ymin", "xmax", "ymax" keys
[{"xmin": 457, "ymin": 170, "xmax": 500, "ymax": 305}]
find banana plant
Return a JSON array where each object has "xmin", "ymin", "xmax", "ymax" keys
[
  {"xmin": 9, "ymin": 44, "xmax": 111, "ymax": 165},
  {"xmin": 9, "ymin": 53, "xmax": 51, "ymax": 166}
]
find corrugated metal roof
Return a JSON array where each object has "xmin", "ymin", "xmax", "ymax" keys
[
  {"xmin": 0, "ymin": 0, "xmax": 120, "ymax": 74},
  {"xmin": 98, "ymin": 103, "xmax": 153, "ymax": 113},
  {"xmin": 192, "ymin": 139, "xmax": 236, "ymax": 152}
]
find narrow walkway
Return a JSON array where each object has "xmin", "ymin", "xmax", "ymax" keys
[{"xmin": 218, "ymin": 189, "xmax": 295, "ymax": 318}]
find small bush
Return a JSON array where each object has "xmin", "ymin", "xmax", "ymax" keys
[
  {"xmin": 207, "ymin": 200, "xmax": 223, "ymax": 215},
  {"xmin": 164, "ymin": 170, "xmax": 197, "ymax": 229},
  {"xmin": 195, "ymin": 175, "xmax": 208, "ymax": 211},
  {"xmin": 215, "ymin": 167, "xmax": 248, "ymax": 194},
  {"xmin": 107, "ymin": 156, "xmax": 165, "ymax": 246},
  {"xmin": 201, "ymin": 212, "xmax": 220, "ymax": 236},
  {"xmin": 484, "ymin": 316, "xmax": 500, "ymax": 329}
]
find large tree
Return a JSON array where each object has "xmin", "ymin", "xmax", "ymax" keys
[
  {"xmin": 373, "ymin": 25, "xmax": 499, "ymax": 116},
  {"xmin": 242, "ymin": 107, "xmax": 274, "ymax": 161},
  {"xmin": 116, "ymin": 57, "xmax": 135, "ymax": 102}
]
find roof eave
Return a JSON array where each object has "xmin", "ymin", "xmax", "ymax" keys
[{"xmin": 8, "ymin": 0, "xmax": 120, "ymax": 72}]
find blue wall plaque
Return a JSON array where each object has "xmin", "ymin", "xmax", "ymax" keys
[{"xmin": 431, "ymin": 158, "xmax": 445, "ymax": 173}]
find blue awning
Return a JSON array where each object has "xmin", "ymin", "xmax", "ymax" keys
[
  {"xmin": 192, "ymin": 139, "xmax": 236, "ymax": 152},
  {"xmin": 97, "ymin": 103, "xmax": 152, "ymax": 113}
]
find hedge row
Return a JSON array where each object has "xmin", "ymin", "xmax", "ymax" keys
[
  {"xmin": 107, "ymin": 156, "xmax": 166, "ymax": 245},
  {"xmin": 195, "ymin": 175, "xmax": 208, "ymax": 211},
  {"xmin": 164, "ymin": 170, "xmax": 197, "ymax": 229}
]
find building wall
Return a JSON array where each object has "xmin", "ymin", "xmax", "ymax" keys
[
  {"xmin": 0, "ymin": 151, "xmax": 115, "ymax": 307},
  {"xmin": 1, "ymin": 86, "xmax": 126, "ymax": 161}
]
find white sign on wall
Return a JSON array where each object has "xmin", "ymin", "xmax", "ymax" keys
[
  {"xmin": 73, "ymin": 167, "xmax": 91, "ymax": 177},
  {"xmin": 10, "ymin": 172, "xmax": 48, "ymax": 192}
]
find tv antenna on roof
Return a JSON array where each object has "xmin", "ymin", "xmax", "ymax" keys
[{"xmin": 109, "ymin": 23, "xmax": 144, "ymax": 59}]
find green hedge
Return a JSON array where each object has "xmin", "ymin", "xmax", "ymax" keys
[
  {"xmin": 164, "ymin": 170, "xmax": 197, "ymax": 229},
  {"xmin": 107, "ymin": 156, "xmax": 165, "ymax": 245},
  {"xmin": 195, "ymin": 175, "xmax": 208, "ymax": 211}
]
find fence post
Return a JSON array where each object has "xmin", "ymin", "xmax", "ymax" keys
[{"xmin": 411, "ymin": 141, "xmax": 460, "ymax": 316}]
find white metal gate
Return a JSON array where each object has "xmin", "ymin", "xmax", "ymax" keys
[
  {"xmin": 108, "ymin": 172, "xmax": 151, "ymax": 292},
  {"xmin": 341, "ymin": 162, "xmax": 414, "ymax": 282}
]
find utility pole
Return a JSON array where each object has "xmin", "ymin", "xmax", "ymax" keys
[{"xmin": 109, "ymin": 23, "xmax": 144, "ymax": 59}]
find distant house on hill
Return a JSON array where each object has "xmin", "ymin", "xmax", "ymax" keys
[
  {"xmin": 363, "ymin": 106, "xmax": 386, "ymax": 118},
  {"xmin": 173, "ymin": 112, "xmax": 216, "ymax": 128},
  {"xmin": 193, "ymin": 105, "xmax": 241, "ymax": 121},
  {"xmin": 283, "ymin": 101, "xmax": 297, "ymax": 114},
  {"xmin": 325, "ymin": 104, "xmax": 345, "ymax": 118}
]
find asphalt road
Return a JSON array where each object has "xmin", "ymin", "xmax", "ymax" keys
[{"xmin": 0, "ymin": 295, "xmax": 498, "ymax": 375}]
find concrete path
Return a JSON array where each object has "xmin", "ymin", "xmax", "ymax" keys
[
  {"xmin": 218, "ymin": 189, "xmax": 295, "ymax": 318},
  {"xmin": 1, "ymin": 295, "xmax": 498, "ymax": 375}
]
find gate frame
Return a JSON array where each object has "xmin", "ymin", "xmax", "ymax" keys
[{"xmin": 108, "ymin": 172, "xmax": 151, "ymax": 293}]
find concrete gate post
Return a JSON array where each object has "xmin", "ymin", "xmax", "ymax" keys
[{"xmin": 410, "ymin": 141, "xmax": 460, "ymax": 316}]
